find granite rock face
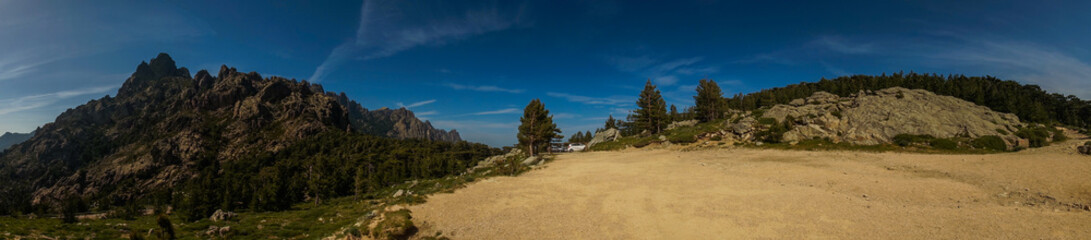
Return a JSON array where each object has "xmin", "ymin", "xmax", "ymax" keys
[
  {"xmin": 588, "ymin": 128, "xmax": 622, "ymax": 148},
  {"xmin": 755, "ymin": 87, "xmax": 1024, "ymax": 147}
]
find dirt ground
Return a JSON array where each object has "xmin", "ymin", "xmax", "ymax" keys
[{"xmin": 410, "ymin": 137, "xmax": 1091, "ymax": 239}]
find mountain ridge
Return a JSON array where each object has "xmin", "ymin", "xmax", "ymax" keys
[{"xmin": 0, "ymin": 53, "xmax": 461, "ymax": 210}]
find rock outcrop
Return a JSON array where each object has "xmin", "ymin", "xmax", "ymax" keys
[
  {"xmin": 1079, "ymin": 142, "xmax": 1091, "ymax": 155},
  {"xmin": 0, "ymin": 53, "xmax": 462, "ymax": 208},
  {"xmin": 588, "ymin": 128, "xmax": 622, "ymax": 148},
  {"xmin": 734, "ymin": 87, "xmax": 1025, "ymax": 147}
]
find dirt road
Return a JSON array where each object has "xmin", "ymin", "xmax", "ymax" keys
[{"xmin": 410, "ymin": 139, "xmax": 1091, "ymax": 239}]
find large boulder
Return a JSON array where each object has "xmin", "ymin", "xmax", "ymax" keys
[
  {"xmin": 588, "ymin": 128, "xmax": 622, "ymax": 148},
  {"xmin": 753, "ymin": 87, "xmax": 1025, "ymax": 147},
  {"xmin": 210, "ymin": 209, "xmax": 237, "ymax": 222},
  {"xmin": 1079, "ymin": 143, "xmax": 1091, "ymax": 155}
]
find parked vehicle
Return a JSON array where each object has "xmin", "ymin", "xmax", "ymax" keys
[{"xmin": 567, "ymin": 143, "xmax": 586, "ymax": 152}]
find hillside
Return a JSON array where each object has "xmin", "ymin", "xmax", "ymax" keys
[
  {"xmin": 0, "ymin": 53, "xmax": 473, "ymax": 215},
  {"xmin": 725, "ymin": 73, "xmax": 1091, "ymax": 129},
  {"xmin": 0, "ymin": 132, "xmax": 32, "ymax": 151}
]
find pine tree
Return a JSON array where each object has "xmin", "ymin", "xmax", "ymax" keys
[
  {"xmin": 604, "ymin": 115, "xmax": 618, "ymax": 129},
  {"xmin": 584, "ymin": 131, "xmax": 593, "ymax": 142},
  {"xmin": 694, "ymin": 79, "xmax": 725, "ymax": 122},
  {"xmin": 518, "ymin": 99, "xmax": 561, "ymax": 156},
  {"xmin": 634, "ymin": 80, "xmax": 668, "ymax": 134},
  {"xmin": 669, "ymin": 104, "xmax": 680, "ymax": 122}
]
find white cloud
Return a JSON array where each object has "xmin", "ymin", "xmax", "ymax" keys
[
  {"xmin": 547, "ymin": 92, "xmax": 632, "ymax": 106},
  {"xmin": 445, "ymin": 83, "xmax": 524, "ymax": 93},
  {"xmin": 470, "ymin": 108, "xmax": 520, "ymax": 116},
  {"xmin": 0, "ymin": 85, "xmax": 115, "ymax": 115},
  {"xmin": 606, "ymin": 55, "xmax": 715, "ymax": 86},
  {"xmin": 397, "ymin": 99, "xmax": 437, "ymax": 108},
  {"xmin": 309, "ymin": 0, "xmax": 526, "ymax": 82},
  {"xmin": 415, "ymin": 111, "xmax": 438, "ymax": 117}
]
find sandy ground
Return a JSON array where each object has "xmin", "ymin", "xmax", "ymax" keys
[{"xmin": 410, "ymin": 137, "xmax": 1091, "ymax": 239}]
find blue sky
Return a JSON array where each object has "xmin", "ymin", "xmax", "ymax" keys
[{"xmin": 2, "ymin": 0, "xmax": 1091, "ymax": 147}]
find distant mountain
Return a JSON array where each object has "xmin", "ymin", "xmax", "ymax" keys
[
  {"xmin": 0, "ymin": 132, "xmax": 32, "ymax": 151},
  {"xmin": 0, "ymin": 53, "xmax": 461, "ymax": 210}
]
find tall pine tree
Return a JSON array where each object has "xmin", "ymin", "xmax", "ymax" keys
[
  {"xmin": 518, "ymin": 99, "xmax": 561, "ymax": 156},
  {"xmin": 634, "ymin": 80, "xmax": 668, "ymax": 134},
  {"xmin": 604, "ymin": 115, "xmax": 618, "ymax": 130},
  {"xmin": 694, "ymin": 79, "xmax": 725, "ymax": 122}
]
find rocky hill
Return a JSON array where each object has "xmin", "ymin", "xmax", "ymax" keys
[
  {"xmin": 0, "ymin": 53, "xmax": 460, "ymax": 210},
  {"xmin": 0, "ymin": 132, "xmax": 33, "ymax": 151},
  {"xmin": 732, "ymin": 87, "xmax": 1026, "ymax": 148}
]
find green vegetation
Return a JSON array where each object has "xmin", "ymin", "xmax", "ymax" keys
[
  {"xmin": 665, "ymin": 120, "xmax": 725, "ymax": 144},
  {"xmin": 754, "ymin": 117, "xmax": 793, "ymax": 144},
  {"xmin": 633, "ymin": 80, "xmax": 669, "ymax": 134},
  {"xmin": 165, "ymin": 130, "xmax": 498, "ymax": 222},
  {"xmin": 724, "ymin": 72, "xmax": 1091, "ymax": 129},
  {"xmin": 1015, "ymin": 126, "xmax": 1066, "ymax": 148},
  {"xmin": 971, "ymin": 135, "xmax": 1008, "ymax": 151},
  {"xmin": 928, "ymin": 138, "xmax": 958, "ymax": 150},
  {"xmin": 694, "ymin": 79, "xmax": 727, "ymax": 122},
  {"xmin": 0, "ymin": 158, "xmax": 512, "ymax": 239},
  {"xmin": 517, "ymin": 99, "xmax": 561, "ymax": 156},
  {"xmin": 588, "ymin": 136, "xmax": 658, "ymax": 151},
  {"xmin": 568, "ymin": 131, "xmax": 593, "ymax": 143}
]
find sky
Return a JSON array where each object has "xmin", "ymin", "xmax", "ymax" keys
[{"xmin": 2, "ymin": 0, "xmax": 1091, "ymax": 147}]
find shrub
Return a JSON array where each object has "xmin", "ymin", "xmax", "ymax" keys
[
  {"xmin": 971, "ymin": 135, "xmax": 1007, "ymax": 151},
  {"xmin": 371, "ymin": 209, "xmax": 417, "ymax": 240},
  {"xmin": 1016, "ymin": 126, "xmax": 1052, "ymax": 148},
  {"xmin": 157, "ymin": 214, "xmax": 175, "ymax": 240},
  {"xmin": 929, "ymin": 138, "xmax": 958, "ymax": 150},
  {"xmin": 830, "ymin": 110, "xmax": 842, "ymax": 119},
  {"xmin": 892, "ymin": 134, "xmax": 934, "ymax": 146},
  {"xmin": 996, "ymin": 128, "xmax": 1009, "ymax": 135},
  {"xmin": 1050, "ymin": 127, "xmax": 1067, "ymax": 142}
]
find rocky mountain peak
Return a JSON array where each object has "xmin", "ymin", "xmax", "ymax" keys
[{"xmin": 0, "ymin": 53, "xmax": 464, "ymax": 208}]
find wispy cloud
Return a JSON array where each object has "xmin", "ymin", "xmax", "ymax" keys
[
  {"xmin": 553, "ymin": 113, "xmax": 579, "ymax": 119},
  {"xmin": 309, "ymin": 0, "xmax": 527, "ymax": 82},
  {"xmin": 814, "ymin": 35, "xmax": 875, "ymax": 54},
  {"xmin": 606, "ymin": 55, "xmax": 715, "ymax": 86},
  {"xmin": 470, "ymin": 108, "xmax": 520, "ymax": 116},
  {"xmin": 0, "ymin": 85, "xmax": 115, "ymax": 115},
  {"xmin": 445, "ymin": 83, "xmax": 524, "ymax": 93},
  {"xmin": 416, "ymin": 111, "xmax": 439, "ymax": 117},
  {"xmin": 397, "ymin": 99, "xmax": 437, "ymax": 108},
  {"xmin": 430, "ymin": 120, "xmax": 519, "ymax": 129},
  {"xmin": 546, "ymin": 92, "xmax": 632, "ymax": 106}
]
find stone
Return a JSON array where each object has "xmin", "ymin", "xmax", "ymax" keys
[
  {"xmin": 393, "ymin": 189, "xmax": 405, "ymax": 198},
  {"xmin": 209, "ymin": 209, "xmax": 237, "ymax": 222},
  {"xmin": 666, "ymin": 120, "xmax": 699, "ymax": 130},
  {"xmin": 1078, "ymin": 145, "xmax": 1091, "ymax": 155},
  {"xmin": 755, "ymin": 87, "xmax": 1024, "ymax": 148},
  {"xmin": 521, "ymin": 156, "xmax": 541, "ymax": 166},
  {"xmin": 588, "ymin": 128, "xmax": 622, "ymax": 148}
]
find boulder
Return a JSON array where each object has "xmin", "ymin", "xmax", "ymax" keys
[
  {"xmin": 666, "ymin": 120, "xmax": 698, "ymax": 130},
  {"xmin": 755, "ymin": 87, "xmax": 1025, "ymax": 147},
  {"xmin": 588, "ymin": 128, "xmax": 622, "ymax": 148},
  {"xmin": 209, "ymin": 209, "xmax": 236, "ymax": 222},
  {"xmin": 392, "ymin": 189, "xmax": 405, "ymax": 198},
  {"xmin": 521, "ymin": 156, "xmax": 541, "ymax": 166},
  {"xmin": 1078, "ymin": 145, "xmax": 1091, "ymax": 155}
]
